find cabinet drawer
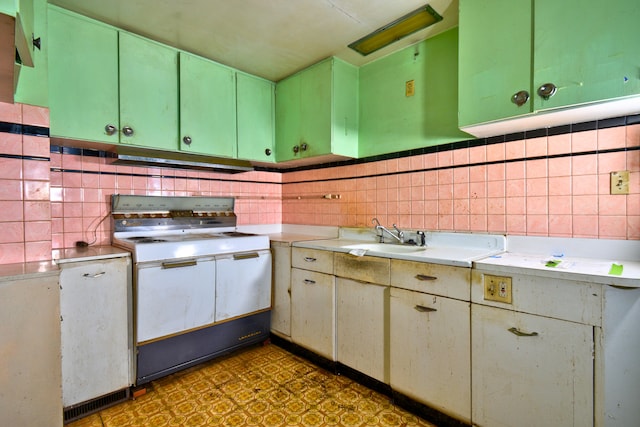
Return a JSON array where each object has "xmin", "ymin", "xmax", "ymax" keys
[
  {"xmin": 390, "ymin": 259, "xmax": 470, "ymax": 300},
  {"xmin": 292, "ymin": 247, "xmax": 334, "ymax": 274},
  {"xmin": 334, "ymin": 252, "xmax": 390, "ymax": 285},
  {"xmin": 472, "ymin": 269, "xmax": 602, "ymax": 325}
]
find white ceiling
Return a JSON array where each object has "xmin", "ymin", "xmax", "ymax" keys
[{"xmin": 48, "ymin": 0, "xmax": 458, "ymax": 82}]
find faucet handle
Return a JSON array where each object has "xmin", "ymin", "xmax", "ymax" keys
[{"xmin": 416, "ymin": 231, "xmax": 426, "ymax": 247}]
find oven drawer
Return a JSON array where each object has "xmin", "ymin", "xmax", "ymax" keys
[
  {"xmin": 136, "ymin": 256, "xmax": 216, "ymax": 343},
  {"xmin": 215, "ymin": 250, "xmax": 272, "ymax": 322}
]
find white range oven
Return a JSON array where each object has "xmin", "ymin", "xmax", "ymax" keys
[{"xmin": 111, "ymin": 195, "xmax": 271, "ymax": 385}]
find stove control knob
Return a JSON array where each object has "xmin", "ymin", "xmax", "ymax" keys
[{"xmin": 121, "ymin": 220, "xmax": 127, "ymax": 225}]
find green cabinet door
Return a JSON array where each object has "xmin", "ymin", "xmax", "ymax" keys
[
  {"xmin": 299, "ymin": 59, "xmax": 332, "ymax": 158},
  {"xmin": 458, "ymin": 0, "xmax": 532, "ymax": 128},
  {"xmin": 237, "ymin": 73, "xmax": 275, "ymax": 162},
  {"xmin": 180, "ymin": 52, "xmax": 236, "ymax": 158},
  {"xmin": 119, "ymin": 32, "xmax": 178, "ymax": 151},
  {"xmin": 14, "ymin": 0, "xmax": 47, "ymax": 106},
  {"xmin": 48, "ymin": 7, "xmax": 119, "ymax": 143},
  {"xmin": 534, "ymin": 0, "xmax": 640, "ymax": 110},
  {"xmin": 275, "ymin": 72, "xmax": 302, "ymax": 162}
]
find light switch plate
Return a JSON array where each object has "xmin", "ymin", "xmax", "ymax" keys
[
  {"xmin": 484, "ymin": 274, "xmax": 512, "ymax": 304},
  {"xmin": 610, "ymin": 170, "xmax": 630, "ymax": 195},
  {"xmin": 405, "ymin": 80, "xmax": 415, "ymax": 97}
]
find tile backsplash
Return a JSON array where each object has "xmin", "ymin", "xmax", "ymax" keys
[{"xmin": 0, "ymin": 101, "xmax": 638, "ymax": 264}]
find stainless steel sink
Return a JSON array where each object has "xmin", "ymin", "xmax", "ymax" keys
[{"xmin": 343, "ymin": 243, "xmax": 427, "ymax": 254}]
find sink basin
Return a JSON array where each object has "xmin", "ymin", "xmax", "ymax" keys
[{"xmin": 343, "ymin": 243, "xmax": 427, "ymax": 254}]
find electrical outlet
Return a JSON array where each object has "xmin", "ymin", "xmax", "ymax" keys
[
  {"xmin": 406, "ymin": 80, "xmax": 415, "ymax": 97},
  {"xmin": 484, "ymin": 274, "xmax": 512, "ymax": 304},
  {"xmin": 610, "ymin": 171, "xmax": 630, "ymax": 195}
]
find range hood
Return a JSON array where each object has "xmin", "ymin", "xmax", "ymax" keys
[{"xmin": 110, "ymin": 146, "xmax": 254, "ymax": 174}]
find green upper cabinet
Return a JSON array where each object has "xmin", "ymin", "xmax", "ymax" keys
[
  {"xmin": 49, "ymin": 7, "xmax": 119, "ymax": 143},
  {"xmin": 458, "ymin": 0, "xmax": 530, "ymax": 128},
  {"xmin": 237, "ymin": 73, "xmax": 275, "ymax": 162},
  {"xmin": 2, "ymin": 0, "xmax": 36, "ymax": 67},
  {"xmin": 49, "ymin": 7, "xmax": 179, "ymax": 150},
  {"xmin": 179, "ymin": 52, "xmax": 236, "ymax": 158},
  {"xmin": 118, "ymin": 32, "xmax": 178, "ymax": 151},
  {"xmin": 459, "ymin": 0, "xmax": 640, "ymax": 136},
  {"xmin": 275, "ymin": 57, "xmax": 358, "ymax": 163},
  {"xmin": 13, "ymin": 0, "xmax": 47, "ymax": 106}
]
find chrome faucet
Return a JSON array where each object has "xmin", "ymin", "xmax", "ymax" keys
[{"xmin": 372, "ymin": 218, "xmax": 404, "ymax": 244}]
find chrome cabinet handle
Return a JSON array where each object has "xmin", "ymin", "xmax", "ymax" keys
[
  {"xmin": 414, "ymin": 305, "xmax": 437, "ymax": 313},
  {"xmin": 83, "ymin": 272, "xmax": 105, "ymax": 278},
  {"xmin": 508, "ymin": 327, "xmax": 538, "ymax": 337},
  {"xmin": 303, "ymin": 279, "xmax": 316, "ymax": 285},
  {"xmin": 293, "ymin": 145, "xmax": 300, "ymax": 154},
  {"xmin": 416, "ymin": 274, "xmax": 437, "ymax": 281},
  {"xmin": 233, "ymin": 252, "xmax": 259, "ymax": 260},
  {"xmin": 161, "ymin": 259, "xmax": 197, "ymax": 269},
  {"xmin": 104, "ymin": 124, "xmax": 117, "ymax": 135},
  {"xmin": 122, "ymin": 126, "xmax": 134, "ymax": 137},
  {"xmin": 511, "ymin": 90, "xmax": 529, "ymax": 106},
  {"xmin": 537, "ymin": 83, "xmax": 557, "ymax": 100},
  {"xmin": 183, "ymin": 136, "xmax": 192, "ymax": 145},
  {"xmin": 300, "ymin": 142, "xmax": 308, "ymax": 151},
  {"xmin": 304, "ymin": 257, "xmax": 317, "ymax": 262},
  {"xmin": 265, "ymin": 148, "xmax": 272, "ymax": 156}
]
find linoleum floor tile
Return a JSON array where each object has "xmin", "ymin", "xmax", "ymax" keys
[{"xmin": 68, "ymin": 343, "xmax": 436, "ymax": 427}]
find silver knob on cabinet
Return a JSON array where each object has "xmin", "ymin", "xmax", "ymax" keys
[
  {"xmin": 265, "ymin": 148, "xmax": 272, "ymax": 156},
  {"xmin": 511, "ymin": 90, "xmax": 529, "ymax": 107},
  {"xmin": 292, "ymin": 145, "xmax": 300, "ymax": 153},
  {"xmin": 122, "ymin": 126, "xmax": 134, "ymax": 137},
  {"xmin": 537, "ymin": 83, "xmax": 557, "ymax": 100},
  {"xmin": 300, "ymin": 142, "xmax": 308, "ymax": 151},
  {"xmin": 104, "ymin": 124, "xmax": 117, "ymax": 135},
  {"xmin": 183, "ymin": 136, "xmax": 192, "ymax": 145}
]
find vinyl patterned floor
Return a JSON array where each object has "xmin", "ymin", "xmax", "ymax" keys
[{"xmin": 68, "ymin": 343, "xmax": 437, "ymax": 427}]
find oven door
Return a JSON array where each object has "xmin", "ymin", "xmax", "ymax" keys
[
  {"xmin": 215, "ymin": 250, "xmax": 272, "ymax": 322},
  {"xmin": 136, "ymin": 256, "xmax": 216, "ymax": 343}
]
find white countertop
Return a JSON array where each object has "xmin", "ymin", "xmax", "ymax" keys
[
  {"xmin": 474, "ymin": 252, "xmax": 640, "ymax": 287},
  {"xmin": 292, "ymin": 237, "xmax": 505, "ymax": 268},
  {"xmin": 0, "ymin": 261, "xmax": 59, "ymax": 282},
  {"xmin": 52, "ymin": 245, "xmax": 131, "ymax": 264}
]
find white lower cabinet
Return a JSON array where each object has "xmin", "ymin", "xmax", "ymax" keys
[
  {"xmin": 336, "ymin": 277, "xmax": 389, "ymax": 383},
  {"xmin": 270, "ymin": 241, "xmax": 292, "ymax": 338},
  {"xmin": 471, "ymin": 304, "xmax": 593, "ymax": 427},
  {"xmin": 60, "ymin": 256, "xmax": 133, "ymax": 408},
  {"xmin": 389, "ymin": 287, "xmax": 471, "ymax": 423},
  {"xmin": 290, "ymin": 267, "xmax": 336, "ymax": 360}
]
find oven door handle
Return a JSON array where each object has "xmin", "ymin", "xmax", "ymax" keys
[
  {"xmin": 233, "ymin": 252, "xmax": 260, "ymax": 260},
  {"xmin": 161, "ymin": 259, "xmax": 198, "ymax": 269}
]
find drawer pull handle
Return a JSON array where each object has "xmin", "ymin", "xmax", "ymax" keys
[
  {"xmin": 304, "ymin": 257, "xmax": 317, "ymax": 262},
  {"xmin": 162, "ymin": 260, "xmax": 197, "ymax": 269},
  {"xmin": 508, "ymin": 327, "xmax": 538, "ymax": 337},
  {"xmin": 233, "ymin": 252, "xmax": 259, "ymax": 260},
  {"xmin": 414, "ymin": 305, "xmax": 437, "ymax": 313},
  {"xmin": 303, "ymin": 279, "xmax": 316, "ymax": 285},
  {"xmin": 416, "ymin": 274, "xmax": 437, "ymax": 281},
  {"xmin": 83, "ymin": 272, "xmax": 105, "ymax": 278}
]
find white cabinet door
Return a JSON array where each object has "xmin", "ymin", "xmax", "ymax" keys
[
  {"xmin": 271, "ymin": 242, "xmax": 292, "ymax": 337},
  {"xmin": 472, "ymin": 304, "xmax": 593, "ymax": 427},
  {"xmin": 60, "ymin": 256, "xmax": 132, "ymax": 407},
  {"xmin": 291, "ymin": 267, "xmax": 336, "ymax": 360},
  {"xmin": 215, "ymin": 250, "xmax": 272, "ymax": 322},
  {"xmin": 136, "ymin": 257, "xmax": 215, "ymax": 342},
  {"xmin": 390, "ymin": 287, "xmax": 471, "ymax": 423},
  {"xmin": 337, "ymin": 278, "xmax": 388, "ymax": 383}
]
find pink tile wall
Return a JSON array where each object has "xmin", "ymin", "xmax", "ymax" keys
[
  {"xmin": 50, "ymin": 155, "xmax": 282, "ymax": 249},
  {"xmin": 283, "ymin": 125, "xmax": 640, "ymax": 240},
  {"xmin": 0, "ymin": 102, "xmax": 52, "ymax": 263},
  {"xmin": 1, "ymin": 100, "xmax": 638, "ymax": 265}
]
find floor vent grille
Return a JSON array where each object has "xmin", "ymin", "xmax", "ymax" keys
[{"xmin": 63, "ymin": 388, "xmax": 130, "ymax": 424}]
